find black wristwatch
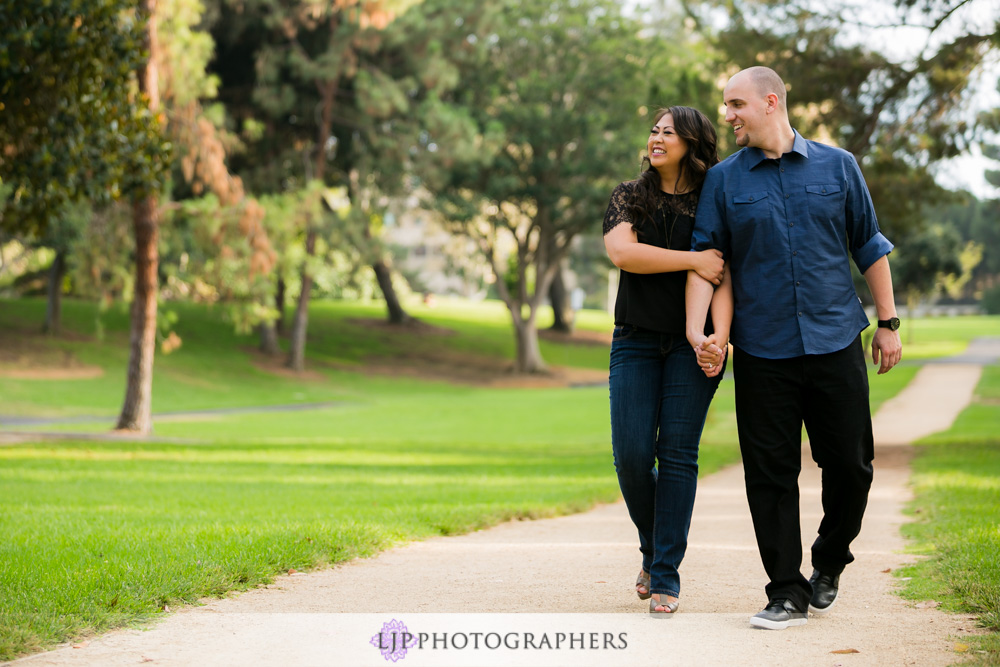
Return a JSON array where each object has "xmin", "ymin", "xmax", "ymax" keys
[{"xmin": 877, "ymin": 317, "xmax": 901, "ymax": 331}]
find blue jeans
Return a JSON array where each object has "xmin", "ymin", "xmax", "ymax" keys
[{"xmin": 609, "ymin": 324, "xmax": 723, "ymax": 598}]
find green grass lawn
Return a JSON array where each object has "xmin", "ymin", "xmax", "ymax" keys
[
  {"xmin": 0, "ymin": 297, "xmax": 994, "ymax": 661},
  {"xmin": 900, "ymin": 364, "xmax": 1000, "ymax": 664},
  {"xmin": 892, "ymin": 315, "xmax": 1000, "ymax": 360},
  {"xmin": 0, "ymin": 296, "xmax": 733, "ymax": 660}
]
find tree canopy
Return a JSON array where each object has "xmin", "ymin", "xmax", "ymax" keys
[
  {"xmin": 3, "ymin": 0, "xmax": 999, "ymax": 382},
  {"xmin": 0, "ymin": 0, "xmax": 168, "ymax": 236},
  {"xmin": 416, "ymin": 0, "xmax": 671, "ymax": 371},
  {"xmin": 683, "ymin": 0, "xmax": 1000, "ymax": 239}
]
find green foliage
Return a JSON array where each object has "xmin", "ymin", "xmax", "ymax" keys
[
  {"xmin": 159, "ymin": 0, "xmax": 220, "ymax": 107},
  {"xmin": 916, "ymin": 190, "xmax": 996, "ymax": 303},
  {"xmin": 67, "ymin": 203, "xmax": 134, "ymax": 304},
  {"xmin": 0, "ymin": 0, "xmax": 169, "ymax": 235},
  {"xmin": 982, "ymin": 284, "xmax": 1000, "ymax": 315},
  {"xmin": 892, "ymin": 223, "xmax": 964, "ymax": 304},
  {"xmin": 414, "ymin": 0, "xmax": 680, "ymax": 368},
  {"xmin": 0, "ymin": 181, "xmax": 10, "ymax": 224},
  {"xmin": 208, "ymin": 0, "xmax": 428, "ymax": 194},
  {"xmin": 687, "ymin": 0, "xmax": 998, "ymax": 240}
]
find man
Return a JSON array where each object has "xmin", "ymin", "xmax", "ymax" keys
[{"xmin": 685, "ymin": 66, "xmax": 903, "ymax": 631}]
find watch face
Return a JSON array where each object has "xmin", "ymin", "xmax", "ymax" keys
[{"xmin": 890, "ymin": 317, "xmax": 900, "ymax": 331}]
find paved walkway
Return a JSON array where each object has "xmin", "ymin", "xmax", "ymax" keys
[{"xmin": 13, "ymin": 339, "xmax": 1000, "ymax": 666}]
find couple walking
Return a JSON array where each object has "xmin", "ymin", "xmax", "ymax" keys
[{"xmin": 603, "ymin": 66, "xmax": 903, "ymax": 629}]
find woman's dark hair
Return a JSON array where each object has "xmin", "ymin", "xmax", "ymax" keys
[{"xmin": 628, "ymin": 105, "xmax": 719, "ymax": 230}]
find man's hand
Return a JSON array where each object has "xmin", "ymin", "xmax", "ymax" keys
[
  {"xmin": 693, "ymin": 333, "xmax": 727, "ymax": 377},
  {"xmin": 871, "ymin": 327, "xmax": 902, "ymax": 374}
]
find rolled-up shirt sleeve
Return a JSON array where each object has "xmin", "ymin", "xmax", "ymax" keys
[
  {"xmin": 691, "ymin": 168, "xmax": 730, "ymax": 257},
  {"xmin": 845, "ymin": 153, "xmax": 893, "ymax": 272}
]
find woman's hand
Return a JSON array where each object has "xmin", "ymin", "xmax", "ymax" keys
[{"xmin": 691, "ymin": 249, "xmax": 724, "ymax": 285}]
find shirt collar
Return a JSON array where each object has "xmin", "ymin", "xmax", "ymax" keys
[{"xmin": 746, "ymin": 129, "xmax": 809, "ymax": 169}]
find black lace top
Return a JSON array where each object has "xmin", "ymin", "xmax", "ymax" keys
[{"xmin": 603, "ymin": 180, "xmax": 712, "ymax": 335}]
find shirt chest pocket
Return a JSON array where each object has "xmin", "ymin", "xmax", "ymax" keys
[
  {"xmin": 728, "ymin": 191, "xmax": 770, "ymax": 243},
  {"xmin": 805, "ymin": 184, "xmax": 845, "ymax": 222}
]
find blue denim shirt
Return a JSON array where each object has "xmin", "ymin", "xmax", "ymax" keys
[{"xmin": 692, "ymin": 131, "xmax": 894, "ymax": 359}]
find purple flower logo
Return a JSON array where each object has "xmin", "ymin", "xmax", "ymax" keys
[{"xmin": 370, "ymin": 618, "xmax": 417, "ymax": 662}]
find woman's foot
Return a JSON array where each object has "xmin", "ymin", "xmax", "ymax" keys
[
  {"xmin": 635, "ymin": 571, "xmax": 651, "ymax": 600},
  {"xmin": 649, "ymin": 594, "xmax": 679, "ymax": 617}
]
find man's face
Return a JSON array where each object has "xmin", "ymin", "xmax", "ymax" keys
[{"xmin": 723, "ymin": 75, "xmax": 768, "ymax": 149}]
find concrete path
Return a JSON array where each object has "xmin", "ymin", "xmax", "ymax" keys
[{"xmin": 13, "ymin": 339, "xmax": 1000, "ymax": 667}]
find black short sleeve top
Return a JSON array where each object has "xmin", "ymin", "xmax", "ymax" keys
[{"xmin": 602, "ymin": 180, "xmax": 713, "ymax": 335}]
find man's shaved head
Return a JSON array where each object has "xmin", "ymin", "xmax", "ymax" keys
[{"xmin": 736, "ymin": 66, "xmax": 787, "ymax": 109}]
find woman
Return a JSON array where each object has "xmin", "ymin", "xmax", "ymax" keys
[{"xmin": 603, "ymin": 106, "xmax": 728, "ymax": 616}]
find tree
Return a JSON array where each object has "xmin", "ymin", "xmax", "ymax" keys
[
  {"xmin": 977, "ymin": 142, "xmax": 1000, "ymax": 284},
  {"xmin": 920, "ymin": 191, "xmax": 991, "ymax": 299},
  {"xmin": 206, "ymin": 0, "xmax": 426, "ymax": 370},
  {"xmin": 151, "ymin": 0, "xmax": 279, "ymax": 361},
  {"xmin": 419, "ymin": 0, "xmax": 658, "ymax": 372},
  {"xmin": 1, "ymin": 0, "xmax": 169, "ymax": 353},
  {"xmin": 0, "ymin": 0, "xmax": 169, "ymax": 432},
  {"xmin": 892, "ymin": 224, "xmax": 963, "ymax": 339},
  {"xmin": 0, "ymin": 0, "xmax": 167, "ymax": 237},
  {"xmin": 117, "ymin": 0, "xmax": 169, "ymax": 433},
  {"xmin": 41, "ymin": 206, "xmax": 87, "ymax": 335}
]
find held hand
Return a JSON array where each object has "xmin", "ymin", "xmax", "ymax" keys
[
  {"xmin": 695, "ymin": 334, "xmax": 727, "ymax": 377},
  {"xmin": 693, "ymin": 249, "xmax": 725, "ymax": 286},
  {"xmin": 687, "ymin": 329, "xmax": 708, "ymax": 353},
  {"xmin": 871, "ymin": 328, "xmax": 902, "ymax": 374}
]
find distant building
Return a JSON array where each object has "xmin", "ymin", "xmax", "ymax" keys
[{"xmin": 382, "ymin": 200, "xmax": 491, "ymax": 299}]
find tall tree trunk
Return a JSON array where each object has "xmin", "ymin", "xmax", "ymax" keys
[
  {"xmin": 274, "ymin": 276, "xmax": 286, "ymax": 334},
  {"xmin": 117, "ymin": 197, "xmax": 160, "ymax": 432},
  {"xmin": 372, "ymin": 258, "xmax": 411, "ymax": 325},
  {"xmin": 286, "ymin": 230, "xmax": 315, "ymax": 371},
  {"xmin": 43, "ymin": 249, "xmax": 66, "ymax": 335},
  {"xmin": 548, "ymin": 265, "xmax": 573, "ymax": 333},
  {"xmin": 284, "ymin": 76, "xmax": 334, "ymax": 371},
  {"xmin": 512, "ymin": 314, "xmax": 547, "ymax": 373},
  {"xmin": 492, "ymin": 245, "xmax": 554, "ymax": 375},
  {"xmin": 117, "ymin": 0, "xmax": 161, "ymax": 434},
  {"xmin": 258, "ymin": 321, "xmax": 280, "ymax": 356}
]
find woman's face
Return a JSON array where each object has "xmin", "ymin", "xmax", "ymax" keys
[{"xmin": 647, "ymin": 113, "xmax": 689, "ymax": 173}]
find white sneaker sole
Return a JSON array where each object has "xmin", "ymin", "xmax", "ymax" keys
[
  {"xmin": 749, "ymin": 615, "xmax": 808, "ymax": 630},
  {"xmin": 808, "ymin": 596, "xmax": 837, "ymax": 615}
]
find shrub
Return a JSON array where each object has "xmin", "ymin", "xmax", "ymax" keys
[{"xmin": 981, "ymin": 284, "xmax": 1000, "ymax": 315}]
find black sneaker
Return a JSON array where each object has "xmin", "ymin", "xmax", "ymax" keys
[
  {"xmin": 808, "ymin": 569, "xmax": 840, "ymax": 615},
  {"xmin": 749, "ymin": 598, "xmax": 808, "ymax": 630}
]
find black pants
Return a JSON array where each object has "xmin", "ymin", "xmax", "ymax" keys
[{"xmin": 734, "ymin": 336, "xmax": 874, "ymax": 611}]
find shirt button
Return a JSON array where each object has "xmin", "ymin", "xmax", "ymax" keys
[
  {"xmin": 798, "ymin": 312, "xmax": 803, "ymax": 316},
  {"xmin": 796, "ymin": 281, "xmax": 800, "ymax": 286},
  {"xmin": 780, "ymin": 168, "xmax": 785, "ymax": 172},
  {"xmin": 793, "ymin": 251, "xmax": 798, "ymax": 256},
  {"xmin": 749, "ymin": 196, "xmax": 754, "ymax": 201},
  {"xmin": 785, "ymin": 194, "xmax": 790, "ymax": 198},
  {"xmin": 789, "ymin": 222, "xmax": 794, "ymax": 227}
]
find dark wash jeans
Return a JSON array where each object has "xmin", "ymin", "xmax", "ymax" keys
[
  {"xmin": 609, "ymin": 324, "xmax": 723, "ymax": 598},
  {"xmin": 734, "ymin": 335, "xmax": 874, "ymax": 612}
]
